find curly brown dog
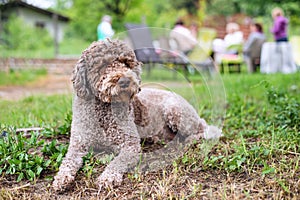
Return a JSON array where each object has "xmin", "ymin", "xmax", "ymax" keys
[{"xmin": 52, "ymin": 39, "xmax": 222, "ymax": 191}]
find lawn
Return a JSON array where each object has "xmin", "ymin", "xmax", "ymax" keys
[
  {"xmin": 0, "ymin": 68, "xmax": 47, "ymax": 86},
  {"xmin": 0, "ymin": 38, "xmax": 90, "ymax": 58},
  {"xmin": 0, "ymin": 68, "xmax": 299, "ymax": 199}
]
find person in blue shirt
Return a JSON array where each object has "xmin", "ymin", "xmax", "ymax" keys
[{"xmin": 97, "ymin": 15, "xmax": 115, "ymax": 41}]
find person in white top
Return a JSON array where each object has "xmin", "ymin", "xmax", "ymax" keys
[
  {"xmin": 97, "ymin": 15, "xmax": 115, "ymax": 41},
  {"xmin": 170, "ymin": 19, "xmax": 198, "ymax": 55},
  {"xmin": 212, "ymin": 22, "xmax": 243, "ymax": 62},
  {"xmin": 224, "ymin": 22, "xmax": 243, "ymax": 48}
]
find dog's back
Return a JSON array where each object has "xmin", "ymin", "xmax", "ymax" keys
[{"xmin": 133, "ymin": 88, "xmax": 205, "ymax": 143}]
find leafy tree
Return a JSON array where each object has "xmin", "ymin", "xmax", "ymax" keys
[
  {"xmin": 172, "ymin": 0, "xmax": 200, "ymax": 15},
  {"xmin": 52, "ymin": 0, "xmax": 73, "ymax": 12},
  {"xmin": 66, "ymin": 0, "xmax": 141, "ymax": 42},
  {"xmin": 1, "ymin": 15, "xmax": 52, "ymax": 50},
  {"xmin": 124, "ymin": 0, "xmax": 187, "ymax": 29}
]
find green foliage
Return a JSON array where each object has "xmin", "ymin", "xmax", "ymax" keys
[
  {"xmin": 81, "ymin": 152, "xmax": 114, "ymax": 178},
  {"xmin": 54, "ymin": 112, "xmax": 72, "ymax": 135},
  {"xmin": 267, "ymin": 85, "xmax": 300, "ymax": 129},
  {"xmin": 0, "ymin": 68, "xmax": 47, "ymax": 86},
  {"xmin": 67, "ymin": 0, "xmax": 142, "ymax": 41},
  {"xmin": 51, "ymin": 0, "xmax": 72, "ymax": 13},
  {"xmin": 0, "ymin": 110, "xmax": 73, "ymax": 181},
  {"xmin": 201, "ymin": 77, "xmax": 300, "ymax": 174},
  {"xmin": 206, "ymin": 0, "xmax": 241, "ymax": 16},
  {"xmin": 59, "ymin": 37, "xmax": 91, "ymax": 55},
  {"xmin": 124, "ymin": 0, "xmax": 187, "ymax": 29},
  {"xmin": 172, "ymin": 0, "xmax": 200, "ymax": 15},
  {"xmin": 66, "ymin": 0, "xmax": 102, "ymax": 42},
  {"xmin": 40, "ymin": 138, "xmax": 68, "ymax": 171},
  {"xmin": 1, "ymin": 15, "xmax": 52, "ymax": 51},
  {"xmin": 0, "ymin": 127, "xmax": 68, "ymax": 181}
]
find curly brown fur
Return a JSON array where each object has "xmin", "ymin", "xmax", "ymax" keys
[
  {"xmin": 52, "ymin": 39, "xmax": 222, "ymax": 192},
  {"xmin": 71, "ymin": 39, "xmax": 141, "ymax": 101},
  {"xmin": 53, "ymin": 39, "xmax": 142, "ymax": 191},
  {"xmin": 132, "ymin": 96, "xmax": 149, "ymax": 127}
]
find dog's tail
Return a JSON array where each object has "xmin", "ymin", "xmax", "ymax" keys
[{"xmin": 203, "ymin": 125, "xmax": 223, "ymax": 140}]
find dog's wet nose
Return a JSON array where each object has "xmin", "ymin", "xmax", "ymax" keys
[{"xmin": 118, "ymin": 77, "xmax": 131, "ymax": 88}]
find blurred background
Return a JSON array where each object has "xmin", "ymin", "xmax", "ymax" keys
[{"xmin": 1, "ymin": 0, "xmax": 300, "ymax": 58}]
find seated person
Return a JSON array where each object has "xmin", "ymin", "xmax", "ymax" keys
[
  {"xmin": 212, "ymin": 22, "xmax": 243, "ymax": 63},
  {"xmin": 243, "ymin": 22, "xmax": 266, "ymax": 73},
  {"xmin": 224, "ymin": 22, "xmax": 244, "ymax": 53},
  {"xmin": 170, "ymin": 19, "xmax": 198, "ymax": 55}
]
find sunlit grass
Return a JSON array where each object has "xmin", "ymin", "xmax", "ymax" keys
[
  {"xmin": 0, "ymin": 94, "xmax": 72, "ymax": 127},
  {"xmin": 0, "ymin": 68, "xmax": 47, "ymax": 86}
]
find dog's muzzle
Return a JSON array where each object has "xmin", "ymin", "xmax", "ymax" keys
[{"xmin": 117, "ymin": 77, "xmax": 131, "ymax": 88}]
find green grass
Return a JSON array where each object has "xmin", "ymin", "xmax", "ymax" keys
[
  {"xmin": 0, "ymin": 37, "xmax": 91, "ymax": 59},
  {"xmin": 0, "ymin": 70, "xmax": 299, "ymax": 199},
  {"xmin": 0, "ymin": 47, "xmax": 56, "ymax": 58},
  {"xmin": 0, "ymin": 68, "xmax": 47, "ymax": 86},
  {"xmin": 0, "ymin": 95, "xmax": 72, "ymax": 127},
  {"xmin": 59, "ymin": 37, "xmax": 91, "ymax": 56}
]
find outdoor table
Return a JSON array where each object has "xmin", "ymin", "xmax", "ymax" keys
[{"xmin": 260, "ymin": 42, "xmax": 297, "ymax": 74}]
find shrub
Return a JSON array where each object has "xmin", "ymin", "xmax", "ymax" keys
[
  {"xmin": 0, "ymin": 114, "xmax": 72, "ymax": 181},
  {"xmin": 1, "ymin": 15, "xmax": 52, "ymax": 50}
]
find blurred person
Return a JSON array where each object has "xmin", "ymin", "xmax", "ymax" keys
[
  {"xmin": 271, "ymin": 7, "xmax": 289, "ymax": 42},
  {"xmin": 170, "ymin": 19, "xmax": 198, "ymax": 55},
  {"xmin": 243, "ymin": 22, "xmax": 266, "ymax": 73},
  {"xmin": 212, "ymin": 22, "xmax": 243, "ymax": 62},
  {"xmin": 243, "ymin": 23, "xmax": 266, "ymax": 53},
  {"xmin": 223, "ymin": 22, "xmax": 243, "ymax": 51},
  {"xmin": 190, "ymin": 22, "xmax": 199, "ymax": 39},
  {"xmin": 97, "ymin": 15, "xmax": 114, "ymax": 41}
]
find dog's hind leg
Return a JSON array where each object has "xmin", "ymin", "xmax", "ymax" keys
[{"xmin": 163, "ymin": 100, "xmax": 207, "ymax": 144}]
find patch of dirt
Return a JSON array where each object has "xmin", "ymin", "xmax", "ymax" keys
[
  {"xmin": 0, "ymin": 75, "xmax": 73, "ymax": 101},
  {"xmin": 1, "ymin": 157, "xmax": 299, "ymax": 199}
]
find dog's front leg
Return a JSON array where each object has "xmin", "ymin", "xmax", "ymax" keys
[
  {"xmin": 97, "ymin": 135, "xmax": 141, "ymax": 189},
  {"xmin": 52, "ymin": 139, "xmax": 88, "ymax": 191}
]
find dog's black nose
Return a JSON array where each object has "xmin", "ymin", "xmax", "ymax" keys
[{"xmin": 118, "ymin": 77, "xmax": 131, "ymax": 88}]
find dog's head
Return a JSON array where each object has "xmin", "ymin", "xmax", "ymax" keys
[{"xmin": 72, "ymin": 39, "xmax": 142, "ymax": 103}]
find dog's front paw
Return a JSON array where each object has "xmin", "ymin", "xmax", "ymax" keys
[
  {"xmin": 97, "ymin": 171, "xmax": 123, "ymax": 190},
  {"xmin": 52, "ymin": 174, "xmax": 75, "ymax": 192},
  {"xmin": 204, "ymin": 125, "xmax": 223, "ymax": 140}
]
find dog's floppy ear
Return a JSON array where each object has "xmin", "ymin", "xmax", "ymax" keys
[
  {"xmin": 132, "ymin": 96, "xmax": 149, "ymax": 127},
  {"xmin": 71, "ymin": 58, "xmax": 93, "ymax": 100}
]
